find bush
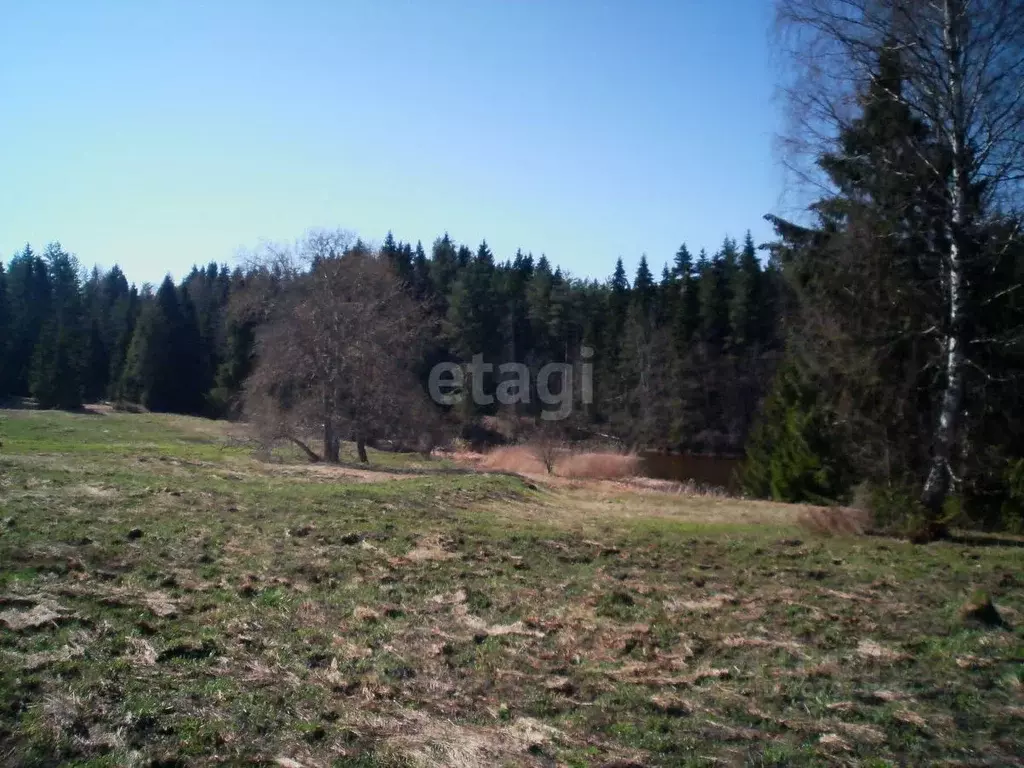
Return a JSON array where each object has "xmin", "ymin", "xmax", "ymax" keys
[
  {"xmin": 865, "ymin": 482, "xmax": 959, "ymax": 540},
  {"xmin": 740, "ymin": 358, "xmax": 851, "ymax": 505},
  {"xmin": 867, "ymin": 483, "xmax": 928, "ymax": 535},
  {"xmin": 956, "ymin": 455, "xmax": 1024, "ymax": 533},
  {"xmin": 999, "ymin": 458, "xmax": 1024, "ymax": 534}
]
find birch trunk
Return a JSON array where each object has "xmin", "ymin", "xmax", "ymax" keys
[{"xmin": 921, "ymin": 0, "xmax": 969, "ymax": 521}]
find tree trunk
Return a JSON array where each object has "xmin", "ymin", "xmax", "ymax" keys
[
  {"xmin": 921, "ymin": 0, "xmax": 968, "ymax": 530},
  {"xmin": 289, "ymin": 436, "xmax": 321, "ymax": 463},
  {"xmin": 356, "ymin": 437, "xmax": 368, "ymax": 464},
  {"xmin": 323, "ymin": 419, "xmax": 340, "ymax": 463}
]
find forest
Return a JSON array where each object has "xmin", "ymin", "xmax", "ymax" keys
[{"xmin": 0, "ymin": 229, "xmax": 782, "ymax": 457}]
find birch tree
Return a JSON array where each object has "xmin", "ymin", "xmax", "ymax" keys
[{"xmin": 776, "ymin": 0, "xmax": 1024, "ymax": 520}]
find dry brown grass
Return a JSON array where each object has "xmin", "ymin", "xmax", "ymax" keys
[
  {"xmin": 478, "ymin": 445, "xmax": 547, "ymax": 474},
  {"xmin": 797, "ymin": 505, "xmax": 871, "ymax": 536},
  {"xmin": 557, "ymin": 451, "xmax": 639, "ymax": 480},
  {"xmin": 477, "ymin": 445, "xmax": 640, "ymax": 481}
]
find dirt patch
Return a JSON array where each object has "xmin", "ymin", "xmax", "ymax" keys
[
  {"xmin": 75, "ymin": 484, "xmax": 118, "ymax": 499},
  {"xmin": 267, "ymin": 463, "xmax": 412, "ymax": 483}
]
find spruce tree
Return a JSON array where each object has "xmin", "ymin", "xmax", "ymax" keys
[
  {"xmin": 177, "ymin": 285, "xmax": 206, "ymax": 413},
  {"xmin": 0, "ymin": 261, "xmax": 9, "ymax": 397},
  {"xmin": 107, "ymin": 284, "xmax": 139, "ymax": 398},
  {"xmin": 430, "ymin": 234, "xmax": 459, "ymax": 314},
  {"xmin": 120, "ymin": 276, "xmax": 198, "ymax": 412},
  {"xmin": 752, "ymin": 45, "xmax": 948, "ymax": 507},
  {"xmin": 696, "ymin": 248, "xmax": 727, "ymax": 348},
  {"xmin": 672, "ymin": 244, "xmax": 699, "ymax": 353},
  {"xmin": 411, "ymin": 241, "xmax": 431, "ymax": 300},
  {"xmin": 382, "ymin": 231, "xmax": 413, "ymax": 288},
  {"xmin": 5, "ymin": 245, "xmax": 50, "ymax": 396},
  {"xmin": 547, "ymin": 268, "xmax": 571, "ymax": 362},
  {"xmin": 29, "ymin": 243, "xmax": 88, "ymax": 409},
  {"xmin": 526, "ymin": 257, "xmax": 555, "ymax": 365},
  {"xmin": 632, "ymin": 255, "xmax": 655, "ymax": 321},
  {"xmin": 609, "ymin": 257, "xmax": 630, "ymax": 333},
  {"xmin": 741, "ymin": 357, "xmax": 850, "ymax": 503},
  {"xmin": 729, "ymin": 231, "xmax": 761, "ymax": 348},
  {"xmin": 657, "ymin": 264, "xmax": 677, "ymax": 326}
]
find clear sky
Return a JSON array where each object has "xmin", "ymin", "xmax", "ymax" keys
[{"xmin": 0, "ymin": 1, "xmax": 783, "ymax": 286}]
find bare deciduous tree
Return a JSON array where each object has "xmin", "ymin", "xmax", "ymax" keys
[
  {"xmin": 243, "ymin": 230, "xmax": 435, "ymax": 463},
  {"xmin": 528, "ymin": 422, "xmax": 564, "ymax": 474},
  {"xmin": 775, "ymin": 0, "xmax": 1024, "ymax": 517}
]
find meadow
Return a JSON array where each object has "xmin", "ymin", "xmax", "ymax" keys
[{"xmin": 1, "ymin": 408, "xmax": 1022, "ymax": 767}]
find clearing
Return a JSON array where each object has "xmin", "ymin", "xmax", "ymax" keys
[{"xmin": 0, "ymin": 408, "xmax": 1022, "ymax": 767}]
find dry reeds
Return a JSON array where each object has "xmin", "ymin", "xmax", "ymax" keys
[
  {"xmin": 478, "ymin": 445, "xmax": 641, "ymax": 481},
  {"xmin": 557, "ymin": 451, "xmax": 639, "ymax": 480}
]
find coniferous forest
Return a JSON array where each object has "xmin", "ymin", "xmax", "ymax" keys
[{"xmin": 0, "ymin": 231, "xmax": 783, "ymax": 456}]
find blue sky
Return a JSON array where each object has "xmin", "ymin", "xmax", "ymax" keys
[{"xmin": 0, "ymin": 1, "xmax": 783, "ymax": 286}]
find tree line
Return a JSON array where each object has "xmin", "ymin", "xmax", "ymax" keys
[{"xmin": 0, "ymin": 227, "xmax": 784, "ymax": 457}]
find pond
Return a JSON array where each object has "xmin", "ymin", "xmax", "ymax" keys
[{"xmin": 638, "ymin": 452, "xmax": 742, "ymax": 491}]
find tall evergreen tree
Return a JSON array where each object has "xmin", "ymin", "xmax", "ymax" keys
[
  {"xmin": 382, "ymin": 231, "xmax": 413, "ymax": 288},
  {"xmin": 729, "ymin": 231, "xmax": 761, "ymax": 348},
  {"xmin": 5, "ymin": 245, "xmax": 50, "ymax": 396},
  {"xmin": 632, "ymin": 255, "xmax": 655, "ymax": 318},
  {"xmin": 411, "ymin": 241, "xmax": 431, "ymax": 300},
  {"xmin": 672, "ymin": 244, "xmax": 699, "ymax": 353},
  {"xmin": 430, "ymin": 234, "xmax": 459, "ymax": 314},
  {"xmin": 0, "ymin": 261, "xmax": 9, "ymax": 397},
  {"xmin": 697, "ymin": 248, "xmax": 728, "ymax": 348},
  {"xmin": 445, "ymin": 243, "xmax": 499, "ymax": 362},
  {"xmin": 107, "ymin": 283, "xmax": 139, "ymax": 398},
  {"xmin": 120, "ymin": 276, "xmax": 201, "ymax": 413},
  {"xmin": 609, "ymin": 257, "xmax": 630, "ymax": 333},
  {"xmin": 749, "ymin": 45, "xmax": 949, "ymax": 511},
  {"xmin": 30, "ymin": 243, "xmax": 88, "ymax": 409}
]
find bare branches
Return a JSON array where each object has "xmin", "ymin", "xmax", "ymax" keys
[
  {"xmin": 242, "ymin": 231, "xmax": 436, "ymax": 463},
  {"xmin": 776, "ymin": 0, "xmax": 1024, "ymax": 210}
]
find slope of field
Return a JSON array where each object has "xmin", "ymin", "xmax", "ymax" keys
[{"xmin": 1, "ymin": 409, "xmax": 1022, "ymax": 767}]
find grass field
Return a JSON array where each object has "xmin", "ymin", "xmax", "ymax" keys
[{"xmin": 1, "ymin": 408, "xmax": 1022, "ymax": 767}]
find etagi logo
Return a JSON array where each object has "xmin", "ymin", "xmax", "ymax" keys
[{"xmin": 428, "ymin": 347, "xmax": 594, "ymax": 421}]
